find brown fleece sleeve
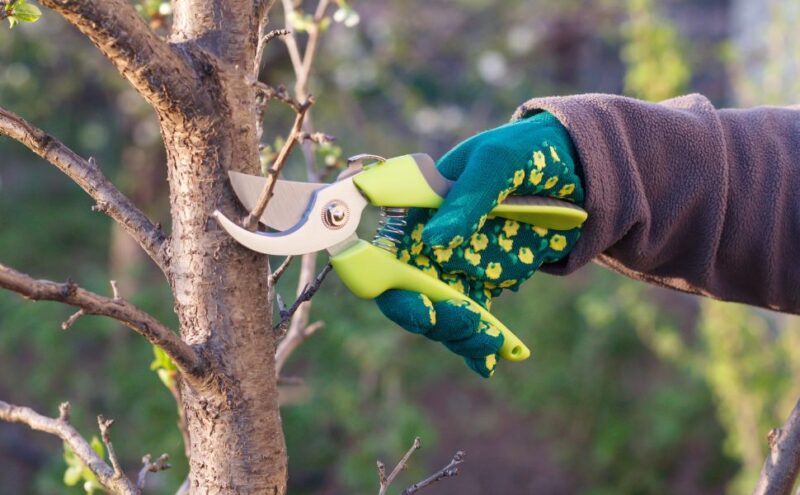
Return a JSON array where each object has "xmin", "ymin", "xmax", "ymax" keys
[{"xmin": 512, "ymin": 93, "xmax": 800, "ymax": 314}]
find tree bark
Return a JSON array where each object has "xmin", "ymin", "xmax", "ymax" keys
[
  {"xmin": 162, "ymin": 1, "xmax": 287, "ymax": 492},
  {"xmin": 4, "ymin": 0, "xmax": 289, "ymax": 491}
]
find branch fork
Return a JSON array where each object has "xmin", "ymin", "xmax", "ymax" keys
[{"xmin": 0, "ymin": 400, "xmax": 169, "ymax": 495}]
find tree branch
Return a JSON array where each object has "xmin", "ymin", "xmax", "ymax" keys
[
  {"xmin": 38, "ymin": 0, "xmax": 198, "ymax": 117},
  {"xmin": 378, "ymin": 437, "xmax": 422, "ymax": 495},
  {"xmin": 376, "ymin": 437, "xmax": 465, "ymax": 495},
  {"xmin": 244, "ymin": 96, "xmax": 314, "ymax": 229},
  {"xmin": 0, "ymin": 262, "xmax": 203, "ymax": 377},
  {"xmin": 754, "ymin": 399, "xmax": 800, "ymax": 495},
  {"xmin": 0, "ymin": 401, "xmax": 138, "ymax": 495},
  {"xmin": 401, "ymin": 451, "xmax": 465, "ymax": 495},
  {"xmin": 269, "ymin": 255, "xmax": 295, "ymax": 285},
  {"xmin": 273, "ymin": 263, "xmax": 332, "ymax": 333},
  {"xmin": 0, "ymin": 107, "xmax": 169, "ymax": 273},
  {"xmin": 137, "ymin": 453, "xmax": 171, "ymax": 490}
]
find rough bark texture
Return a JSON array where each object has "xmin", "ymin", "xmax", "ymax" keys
[
  {"xmin": 0, "ymin": 0, "xmax": 289, "ymax": 492},
  {"xmin": 162, "ymin": 1, "xmax": 288, "ymax": 492}
]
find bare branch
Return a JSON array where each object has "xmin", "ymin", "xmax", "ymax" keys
[
  {"xmin": 754, "ymin": 399, "xmax": 800, "ymax": 495},
  {"xmin": 61, "ymin": 309, "xmax": 86, "ymax": 330},
  {"xmin": 280, "ymin": 0, "xmax": 331, "ymax": 95},
  {"xmin": 377, "ymin": 460, "xmax": 388, "ymax": 487},
  {"xmin": 0, "ymin": 400, "xmax": 138, "ymax": 495},
  {"xmin": 263, "ymin": 28, "xmax": 291, "ymax": 46},
  {"xmin": 255, "ymin": 28, "xmax": 291, "ymax": 76},
  {"xmin": 137, "ymin": 453, "xmax": 171, "ymax": 490},
  {"xmin": 378, "ymin": 437, "xmax": 422, "ymax": 495},
  {"xmin": 254, "ymin": 0, "xmax": 279, "ymax": 78},
  {"xmin": 274, "ymin": 264, "xmax": 332, "ymax": 333},
  {"xmin": 269, "ymin": 0, "xmax": 336, "ymax": 375},
  {"xmin": 0, "ymin": 108, "xmax": 169, "ymax": 273},
  {"xmin": 0, "ymin": 262, "xmax": 203, "ymax": 376},
  {"xmin": 299, "ymin": 131, "xmax": 336, "ymax": 145},
  {"xmin": 401, "ymin": 451, "xmax": 465, "ymax": 495},
  {"xmin": 38, "ymin": 0, "xmax": 198, "ymax": 116},
  {"xmin": 376, "ymin": 437, "xmax": 465, "ymax": 495},
  {"xmin": 110, "ymin": 280, "xmax": 121, "ymax": 300},
  {"xmin": 251, "ymin": 80, "xmax": 305, "ymax": 113},
  {"xmin": 244, "ymin": 96, "xmax": 315, "ymax": 229},
  {"xmin": 98, "ymin": 415, "xmax": 125, "ymax": 481},
  {"xmin": 270, "ymin": 256, "xmax": 295, "ymax": 285}
]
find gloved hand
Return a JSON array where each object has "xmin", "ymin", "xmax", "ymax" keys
[{"xmin": 375, "ymin": 112, "xmax": 585, "ymax": 377}]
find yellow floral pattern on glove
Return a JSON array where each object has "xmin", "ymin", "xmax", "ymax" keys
[{"xmin": 375, "ymin": 112, "xmax": 585, "ymax": 378}]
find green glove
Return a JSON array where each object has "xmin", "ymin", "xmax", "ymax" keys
[{"xmin": 375, "ymin": 112, "xmax": 585, "ymax": 377}]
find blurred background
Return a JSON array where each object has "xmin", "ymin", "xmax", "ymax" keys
[{"xmin": 1, "ymin": 0, "xmax": 799, "ymax": 493}]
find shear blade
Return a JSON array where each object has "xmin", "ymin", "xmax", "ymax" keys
[
  {"xmin": 228, "ymin": 171, "xmax": 324, "ymax": 230},
  {"xmin": 214, "ymin": 177, "xmax": 368, "ymax": 256}
]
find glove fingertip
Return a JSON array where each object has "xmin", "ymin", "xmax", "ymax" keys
[
  {"xmin": 375, "ymin": 290, "xmax": 436, "ymax": 335},
  {"xmin": 465, "ymin": 354, "xmax": 499, "ymax": 378}
]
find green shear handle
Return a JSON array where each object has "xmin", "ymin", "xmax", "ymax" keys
[{"xmin": 334, "ymin": 154, "xmax": 588, "ymax": 362}]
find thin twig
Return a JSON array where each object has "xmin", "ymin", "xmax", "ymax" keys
[
  {"xmin": 754, "ymin": 399, "xmax": 800, "ymax": 495},
  {"xmin": 263, "ymin": 28, "xmax": 291, "ymax": 47},
  {"xmin": 110, "ymin": 280, "xmax": 121, "ymax": 300},
  {"xmin": 137, "ymin": 453, "xmax": 171, "ymax": 490},
  {"xmin": 378, "ymin": 437, "xmax": 422, "ymax": 495},
  {"xmin": 0, "ymin": 262, "xmax": 203, "ymax": 376},
  {"xmin": 273, "ymin": 264, "xmax": 332, "ymax": 332},
  {"xmin": 254, "ymin": 28, "xmax": 291, "ymax": 78},
  {"xmin": 270, "ymin": 0, "xmax": 335, "ymax": 373},
  {"xmin": 400, "ymin": 451, "xmax": 465, "ymax": 495},
  {"xmin": 251, "ymin": 80, "xmax": 304, "ymax": 113},
  {"xmin": 270, "ymin": 256, "xmax": 295, "ymax": 285},
  {"xmin": 253, "ymin": 0, "xmax": 280, "ymax": 79},
  {"xmin": 98, "ymin": 415, "xmax": 125, "ymax": 480},
  {"xmin": 298, "ymin": 131, "xmax": 336, "ymax": 145},
  {"xmin": 61, "ymin": 309, "xmax": 86, "ymax": 330},
  {"xmin": 244, "ymin": 96, "xmax": 314, "ymax": 229},
  {"xmin": 0, "ymin": 400, "xmax": 138, "ymax": 494}
]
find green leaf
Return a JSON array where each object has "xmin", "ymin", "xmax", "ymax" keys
[
  {"xmin": 83, "ymin": 479, "xmax": 103, "ymax": 494},
  {"xmin": 157, "ymin": 368, "xmax": 176, "ymax": 389},
  {"xmin": 150, "ymin": 345, "xmax": 177, "ymax": 371},
  {"xmin": 90, "ymin": 436, "xmax": 104, "ymax": 457},
  {"xmin": 319, "ymin": 17, "xmax": 331, "ymax": 32},
  {"xmin": 63, "ymin": 443, "xmax": 79, "ymax": 466},
  {"xmin": 11, "ymin": 2, "xmax": 41, "ymax": 22},
  {"xmin": 64, "ymin": 465, "xmax": 83, "ymax": 486}
]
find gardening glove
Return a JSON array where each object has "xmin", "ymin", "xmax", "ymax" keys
[{"xmin": 375, "ymin": 112, "xmax": 585, "ymax": 377}]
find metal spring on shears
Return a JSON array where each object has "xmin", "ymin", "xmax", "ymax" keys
[{"xmin": 372, "ymin": 207, "xmax": 408, "ymax": 254}]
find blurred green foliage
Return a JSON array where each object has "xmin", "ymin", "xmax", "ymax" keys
[
  {"xmin": 621, "ymin": 0, "xmax": 689, "ymax": 101},
  {"xmin": 0, "ymin": 1, "xmax": 797, "ymax": 494}
]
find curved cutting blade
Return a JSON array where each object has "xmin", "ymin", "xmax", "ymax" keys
[
  {"xmin": 228, "ymin": 171, "xmax": 325, "ymax": 230},
  {"xmin": 213, "ymin": 178, "xmax": 368, "ymax": 256}
]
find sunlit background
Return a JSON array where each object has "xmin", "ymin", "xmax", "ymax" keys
[{"xmin": 1, "ymin": 0, "xmax": 799, "ymax": 493}]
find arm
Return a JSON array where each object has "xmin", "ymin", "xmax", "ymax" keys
[{"xmin": 514, "ymin": 93, "xmax": 800, "ymax": 313}]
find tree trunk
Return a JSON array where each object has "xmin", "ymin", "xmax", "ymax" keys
[{"xmin": 162, "ymin": 1, "xmax": 288, "ymax": 492}]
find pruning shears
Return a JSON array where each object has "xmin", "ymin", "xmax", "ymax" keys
[{"xmin": 213, "ymin": 153, "xmax": 588, "ymax": 363}]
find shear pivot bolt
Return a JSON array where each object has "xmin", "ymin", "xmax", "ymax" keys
[{"xmin": 322, "ymin": 200, "xmax": 349, "ymax": 229}]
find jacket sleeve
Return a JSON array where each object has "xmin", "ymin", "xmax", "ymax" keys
[{"xmin": 512, "ymin": 93, "xmax": 800, "ymax": 314}]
